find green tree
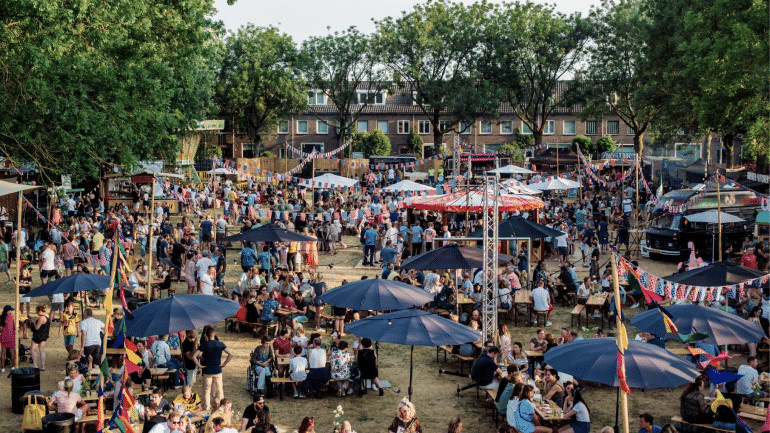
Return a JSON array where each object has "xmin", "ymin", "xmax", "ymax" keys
[
  {"xmin": 572, "ymin": 135, "xmax": 593, "ymax": 156},
  {"xmin": 0, "ymin": 0, "xmax": 219, "ymax": 182},
  {"xmin": 300, "ymin": 27, "xmax": 388, "ymax": 153},
  {"xmin": 579, "ymin": 0, "xmax": 660, "ymax": 157},
  {"xmin": 408, "ymin": 130, "xmax": 424, "ymax": 157},
  {"xmin": 373, "ymin": 0, "xmax": 499, "ymax": 149},
  {"xmin": 499, "ymin": 143, "xmax": 525, "ymax": 161},
  {"xmin": 352, "ymin": 130, "xmax": 391, "ymax": 158},
  {"xmin": 596, "ymin": 135, "xmax": 617, "ymax": 154},
  {"xmin": 515, "ymin": 128, "xmax": 535, "ymax": 149},
  {"xmin": 482, "ymin": 2, "xmax": 589, "ymax": 146},
  {"xmin": 215, "ymin": 25, "xmax": 307, "ymax": 155}
]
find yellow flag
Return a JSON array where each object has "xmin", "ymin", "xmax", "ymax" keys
[
  {"xmin": 616, "ymin": 322, "xmax": 629, "ymax": 351},
  {"xmin": 103, "ymin": 289, "xmax": 113, "ymax": 315},
  {"xmin": 125, "ymin": 348, "xmax": 142, "ymax": 365},
  {"xmin": 710, "ymin": 389, "xmax": 732, "ymax": 413}
]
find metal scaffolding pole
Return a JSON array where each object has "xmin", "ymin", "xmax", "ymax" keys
[{"xmin": 481, "ymin": 174, "xmax": 499, "ymax": 339}]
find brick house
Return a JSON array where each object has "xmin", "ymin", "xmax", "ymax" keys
[{"xmin": 208, "ymin": 81, "xmax": 645, "ymax": 159}]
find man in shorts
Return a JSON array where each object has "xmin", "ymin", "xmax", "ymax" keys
[
  {"xmin": 39, "ymin": 242, "xmax": 58, "ymax": 284},
  {"xmin": 79, "ymin": 309, "xmax": 105, "ymax": 369}
]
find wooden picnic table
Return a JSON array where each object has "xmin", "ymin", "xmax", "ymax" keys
[
  {"xmin": 534, "ymin": 400, "xmax": 571, "ymax": 423},
  {"xmin": 456, "ymin": 295, "xmax": 476, "ymax": 305},
  {"xmin": 513, "ymin": 290, "xmax": 532, "ymax": 325},
  {"xmin": 738, "ymin": 403, "xmax": 767, "ymax": 422},
  {"xmin": 584, "ymin": 292, "xmax": 609, "ymax": 323}
]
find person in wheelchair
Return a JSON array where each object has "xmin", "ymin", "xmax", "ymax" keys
[{"xmin": 250, "ymin": 337, "xmax": 274, "ymax": 395}]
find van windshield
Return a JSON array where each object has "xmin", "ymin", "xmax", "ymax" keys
[{"xmin": 652, "ymin": 214, "xmax": 682, "ymax": 230}]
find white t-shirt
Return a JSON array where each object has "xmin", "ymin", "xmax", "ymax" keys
[
  {"xmin": 532, "ymin": 287, "xmax": 550, "ymax": 312},
  {"xmin": 506, "ymin": 397, "xmax": 520, "ymax": 427},
  {"xmin": 200, "ymin": 274, "xmax": 214, "ymax": 295},
  {"xmin": 572, "ymin": 401, "xmax": 590, "ymax": 422},
  {"xmin": 577, "ymin": 283, "xmax": 591, "ymax": 297},
  {"xmin": 308, "ymin": 348, "xmax": 326, "ymax": 369},
  {"xmin": 622, "ymin": 199, "xmax": 632, "ymax": 213},
  {"xmin": 235, "ymin": 273, "xmax": 259, "ymax": 294},
  {"xmin": 41, "ymin": 248, "xmax": 56, "ymax": 271},
  {"xmin": 736, "ymin": 364, "xmax": 759, "ymax": 395},
  {"xmin": 80, "ymin": 317, "xmax": 105, "ymax": 346},
  {"xmin": 196, "ymin": 257, "xmax": 215, "ymax": 279},
  {"xmin": 289, "ymin": 356, "xmax": 308, "ymax": 381},
  {"xmin": 556, "ymin": 234, "xmax": 568, "ymax": 249}
]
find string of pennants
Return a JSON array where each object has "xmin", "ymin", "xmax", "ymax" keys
[
  {"xmin": 577, "ymin": 148, "xmax": 638, "ymax": 189},
  {"xmin": 286, "ymin": 138, "xmax": 353, "ymax": 158},
  {"xmin": 616, "ymin": 253, "xmax": 770, "ymax": 303}
]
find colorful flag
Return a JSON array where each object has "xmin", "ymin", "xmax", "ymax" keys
[
  {"xmin": 658, "ymin": 305, "xmax": 679, "ymax": 334},
  {"xmin": 706, "ymin": 369, "xmax": 743, "ymax": 385},
  {"xmin": 616, "ymin": 350, "xmax": 631, "ymax": 394}
]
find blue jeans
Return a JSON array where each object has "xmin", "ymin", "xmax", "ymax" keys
[
  {"xmin": 137, "ymin": 238, "xmax": 147, "ymax": 256},
  {"xmin": 252, "ymin": 365, "xmax": 272, "ymax": 391},
  {"xmin": 363, "ymin": 245, "xmax": 375, "ymax": 265},
  {"xmin": 158, "ymin": 358, "xmax": 185, "ymax": 387}
]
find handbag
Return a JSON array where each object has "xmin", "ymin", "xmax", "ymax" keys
[{"xmin": 21, "ymin": 395, "xmax": 47, "ymax": 431}]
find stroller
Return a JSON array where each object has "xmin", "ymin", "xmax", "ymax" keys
[{"xmin": 5, "ymin": 343, "xmax": 32, "ymax": 366}]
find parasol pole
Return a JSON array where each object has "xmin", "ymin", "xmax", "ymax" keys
[
  {"xmin": 611, "ymin": 253, "xmax": 629, "ymax": 433},
  {"xmin": 13, "ymin": 192, "xmax": 22, "ymax": 368},
  {"xmin": 408, "ymin": 345, "xmax": 414, "ymax": 401},
  {"xmin": 99, "ymin": 223, "xmax": 120, "ymax": 430},
  {"xmin": 146, "ymin": 177, "xmax": 155, "ymax": 301},
  {"xmin": 716, "ymin": 170, "xmax": 722, "ymax": 261}
]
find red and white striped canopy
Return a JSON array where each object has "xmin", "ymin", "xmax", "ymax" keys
[{"xmin": 407, "ymin": 189, "xmax": 544, "ymax": 212}]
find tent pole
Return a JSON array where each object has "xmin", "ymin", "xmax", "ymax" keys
[
  {"xmin": 147, "ymin": 177, "xmax": 155, "ymax": 301},
  {"xmin": 408, "ymin": 345, "xmax": 414, "ymax": 401},
  {"xmin": 13, "ymin": 193, "xmax": 22, "ymax": 368},
  {"xmin": 611, "ymin": 254, "xmax": 629, "ymax": 433}
]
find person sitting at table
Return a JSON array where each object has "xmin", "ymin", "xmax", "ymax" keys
[
  {"xmin": 543, "ymin": 368, "xmax": 565, "ymax": 407},
  {"xmin": 495, "ymin": 370, "xmax": 522, "ymax": 419},
  {"xmin": 288, "ymin": 290, "xmax": 309, "ymax": 330},
  {"xmin": 64, "ymin": 363, "xmax": 85, "ymax": 394},
  {"xmin": 173, "ymin": 385, "xmax": 202, "ymax": 412},
  {"xmin": 544, "ymin": 333, "xmax": 558, "ymax": 353},
  {"xmin": 530, "ymin": 280, "xmax": 553, "ymax": 327},
  {"xmin": 152, "ymin": 334, "xmax": 185, "ymax": 389},
  {"xmin": 577, "ymin": 277, "xmax": 592, "ymax": 304},
  {"xmin": 557, "ymin": 389, "xmax": 591, "ymax": 433},
  {"xmin": 736, "ymin": 356, "xmax": 765, "ymax": 399},
  {"xmin": 471, "ymin": 346, "xmax": 503, "ymax": 391},
  {"xmin": 637, "ymin": 413, "xmax": 662, "ymax": 433},
  {"xmin": 148, "ymin": 412, "xmax": 182, "ymax": 433},
  {"xmin": 273, "ymin": 328, "xmax": 292, "ymax": 376},
  {"xmin": 147, "ymin": 388, "xmax": 171, "ymax": 413},
  {"xmin": 679, "ymin": 376, "xmax": 713, "ymax": 424},
  {"xmin": 128, "ymin": 263, "xmax": 147, "ymax": 296},
  {"xmin": 240, "ymin": 393, "xmax": 270, "ymax": 432},
  {"xmin": 250, "ymin": 337, "xmax": 274, "ymax": 395},
  {"xmin": 141, "ymin": 402, "xmax": 165, "ymax": 433},
  {"xmin": 301, "ymin": 337, "xmax": 330, "ymax": 398},
  {"xmin": 48, "ymin": 378, "xmax": 88, "ymax": 422},
  {"xmin": 513, "ymin": 384, "xmax": 552, "ymax": 433},
  {"xmin": 505, "ymin": 382, "xmax": 525, "ymax": 430},
  {"xmin": 130, "ymin": 361, "xmax": 152, "ymax": 389},
  {"xmin": 204, "ymin": 398, "xmax": 234, "ymax": 433},
  {"xmin": 510, "ymin": 342, "xmax": 528, "ymax": 372},
  {"xmin": 556, "ymin": 264, "xmax": 577, "ymax": 305}
]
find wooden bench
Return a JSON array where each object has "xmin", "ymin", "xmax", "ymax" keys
[
  {"xmin": 570, "ymin": 304, "xmax": 585, "ymax": 327},
  {"xmin": 671, "ymin": 416, "xmax": 735, "ymax": 432},
  {"xmin": 435, "ymin": 308, "xmax": 451, "ymax": 318},
  {"xmin": 436, "ymin": 345, "xmax": 474, "ymax": 373},
  {"xmin": 271, "ymin": 377, "xmax": 340, "ymax": 401},
  {"xmin": 437, "ymin": 345, "xmax": 453, "ymax": 363},
  {"xmin": 533, "ymin": 311, "xmax": 548, "ymax": 327},
  {"xmin": 225, "ymin": 319, "xmax": 279, "ymax": 338}
]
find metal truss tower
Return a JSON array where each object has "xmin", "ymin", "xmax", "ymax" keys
[{"xmin": 481, "ymin": 174, "xmax": 500, "ymax": 339}]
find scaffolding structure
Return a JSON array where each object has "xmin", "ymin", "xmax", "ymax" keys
[{"xmin": 481, "ymin": 174, "xmax": 500, "ymax": 339}]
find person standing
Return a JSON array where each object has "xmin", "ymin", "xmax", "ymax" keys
[
  {"xmin": 182, "ymin": 329, "xmax": 199, "ymax": 386},
  {"xmin": 0, "ymin": 305, "xmax": 15, "ymax": 371},
  {"xmin": 39, "ymin": 242, "xmax": 57, "ymax": 284},
  {"xmin": 79, "ymin": 308, "xmax": 104, "ymax": 370},
  {"xmin": 423, "ymin": 223, "xmax": 436, "ymax": 251},
  {"xmin": 30, "ymin": 304, "xmax": 50, "ymax": 370},
  {"xmin": 362, "ymin": 223, "xmax": 378, "ymax": 267},
  {"xmin": 194, "ymin": 327, "xmax": 233, "ymax": 411},
  {"xmin": 410, "ymin": 221, "xmax": 423, "ymax": 255},
  {"xmin": 58, "ymin": 301, "xmax": 79, "ymax": 353}
]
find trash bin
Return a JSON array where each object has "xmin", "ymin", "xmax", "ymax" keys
[
  {"xmin": 42, "ymin": 413, "xmax": 75, "ymax": 433},
  {"xmin": 10, "ymin": 367, "xmax": 40, "ymax": 414}
]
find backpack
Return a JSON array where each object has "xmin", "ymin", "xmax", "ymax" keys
[{"xmin": 21, "ymin": 394, "xmax": 47, "ymax": 431}]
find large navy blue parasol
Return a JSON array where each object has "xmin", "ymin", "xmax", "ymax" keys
[
  {"xmin": 26, "ymin": 273, "xmax": 111, "ymax": 297},
  {"xmin": 543, "ymin": 338, "xmax": 699, "ymax": 389},
  {"xmin": 220, "ymin": 223, "xmax": 316, "ymax": 243},
  {"xmin": 399, "ymin": 243, "xmax": 514, "ymax": 270},
  {"xmin": 630, "ymin": 304, "xmax": 765, "ymax": 346},
  {"xmin": 125, "ymin": 294, "xmax": 240, "ymax": 337},
  {"xmin": 664, "ymin": 261, "xmax": 766, "ymax": 287},
  {"xmin": 468, "ymin": 215, "xmax": 565, "ymax": 239},
  {"xmin": 346, "ymin": 309, "xmax": 481, "ymax": 400},
  {"xmin": 317, "ymin": 278, "xmax": 433, "ymax": 311}
]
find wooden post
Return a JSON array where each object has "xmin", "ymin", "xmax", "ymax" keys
[
  {"xmin": 716, "ymin": 170, "xmax": 722, "ymax": 261},
  {"xmin": 99, "ymin": 221, "xmax": 120, "ymax": 428},
  {"xmin": 611, "ymin": 254, "xmax": 629, "ymax": 433},
  {"xmin": 13, "ymin": 193, "xmax": 22, "ymax": 368},
  {"xmin": 146, "ymin": 178, "xmax": 155, "ymax": 301}
]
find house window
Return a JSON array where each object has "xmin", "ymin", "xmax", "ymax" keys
[
  {"xmin": 460, "ymin": 121, "xmax": 472, "ymax": 135},
  {"xmin": 278, "ymin": 148, "xmax": 286, "ymax": 158},
  {"xmin": 480, "ymin": 121, "xmax": 493, "ymax": 135},
  {"xmin": 438, "ymin": 120, "xmax": 453, "ymax": 132},
  {"xmin": 278, "ymin": 120, "xmax": 289, "ymax": 134},
  {"xmin": 302, "ymin": 143, "xmax": 324, "ymax": 154},
  {"xmin": 418, "ymin": 120, "xmax": 431, "ymax": 135},
  {"xmin": 607, "ymin": 120, "xmax": 620, "ymax": 135},
  {"xmin": 296, "ymin": 120, "xmax": 308, "ymax": 134},
  {"xmin": 242, "ymin": 143, "xmax": 258, "ymax": 158},
  {"xmin": 357, "ymin": 120, "xmax": 369, "ymax": 133},
  {"xmin": 500, "ymin": 121, "xmax": 513, "ymax": 135},
  {"xmin": 521, "ymin": 122, "xmax": 533, "ymax": 135},
  {"xmin": 544, "ymin": 120, "xmax": 555, "ymax": 135},
  {"xmin": 377, "ymin": 120, "xmax": 389, "ymax": 133},
  {"xmin": 586, "ymin": 120, "xmax": 598, "ymax": 135},
  {"xmin": 356, "ymin": 91, "xmax": 386, "ymax": 105},
  {"xmin": 317, "ymin": 121, "xmax": 328, "ymax": 134},
  {"xmin": 627, "ymin": 126, "xmax": 635, "ymax": 135},
  {"xmin": 563, "ymin": 120, "xmax": 576, "ymax": 135},
  {"xmin": 397, "ymin": 120, "xmax": 410, "ymax": 134},
  {"xmin": 307, "ymin": 91, "xmax": 326, "ymax": 105}
]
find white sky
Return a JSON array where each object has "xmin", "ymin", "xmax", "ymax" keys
[{"xmin": 212, "ymin": 0, "xmax": 596, "ymax": 42}]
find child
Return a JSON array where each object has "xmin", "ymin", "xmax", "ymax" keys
[
  {"xmin": 289, "ymin": 345, "xmax": 308, "ymax": 399},
  {"xmin": 291, "ymin": 327, "xmax": 308, "ymax": 356}
]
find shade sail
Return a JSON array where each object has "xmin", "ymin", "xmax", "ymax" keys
[
  {"xmin": 298, "ymin": 173, "xmax": 358, "ymax": 189},
  {"xmin": 382, "ymin": 180, "xmax": 436, "ymax": 193},
  {"xmin": 408, "ymin": 190, "xmax": 543, "ymax": 212},
  {"xmin": 0, "ymin": 180, "xmax": 40, "ymax": 197},
  {"xmin": 526, "ymin": 176, "xmax": 582, "ymax": 191},
  {"xmin": 488, "ymin": 165, "xmax": 535, "ymax": 175}
]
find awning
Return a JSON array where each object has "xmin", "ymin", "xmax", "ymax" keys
[{"xmin": 0, "ymin": 180, "xmax": 41, "ymax": 197}]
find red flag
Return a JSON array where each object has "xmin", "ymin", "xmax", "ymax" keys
[
  {"xmin": 117, "ymin": 413, "xmax": 136, "ymax": 433},
  {"xmin": 617, "ymin": 350, "xmax": 631, "ymax": 394},
  {"xmin": 97, "ymin": 396, "xmax": 104, "ymax": 430},
  {"xmin": 124, "ymin": 338, "xmax": 138, "ymax": 353},
  {"xmin": 123, "ymin": 356, "xmax": 142, "ymax": 375}
]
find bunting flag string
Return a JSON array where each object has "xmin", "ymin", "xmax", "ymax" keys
[{"xmin": 617, "ymin": 254, "xmax": 770, "ymax": 302}]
